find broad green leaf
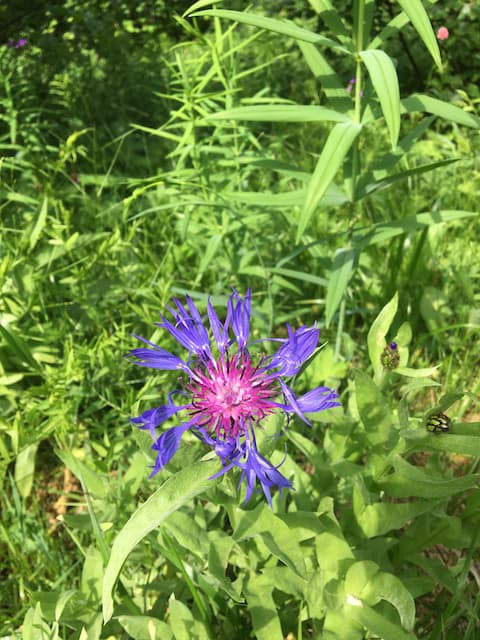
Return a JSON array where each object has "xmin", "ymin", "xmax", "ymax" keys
[
  {"xmin": 117, "ymin": 616, "xmax": 173, "ymax": 640},
  {"xmin": 80, "ymin": 547, "xmax": 104, "ymax": 603},
  {"xmin": 401, "ymin": 94, "xmax": 480, "ymax": 128},
  {"xmin": 367, "ymin": 293, "xmax": 398, "ymax": 383},
  {"xmin": 360, "ymin": 49, "xmax": 400, "ymax": 149},
  {"xmin": 405, "ymin": 430, "xmax": 480, "ymax": 458},
  {"xmin": 323, "ymin": 608, "xmax": 363, "ymax": 640},
  {"xmin": 397, "ymin": 0, "xmax": 442, "ymax": 69},
  {"xmin": 347, "ymin": 559, "xmax": 415, "ymax": 630},
  {"xmin": 22, "ymin": 604, "xmax": 52, "ymax": 640},
  {"xmin": 209, "ymin": 104, "xmax": 350, "ymax": 123},
  {"xmin": 169, "ymin": 598, "xmax": 209, "ymax": 640},
  {"xmin": 325, "ymin": 248, "xmax": 356, "ymax": 327},
  {"xmin": 244, "ymin": 574, "xmax": 284, "ymax": 640},
  {"xmin": 380, "ymin": 456, "xmax": 480, "ymax": 498},
  {"xmin": 355, "ymin": 495, "xmax": 435, "ymax": 537},
  {"xmin": 297, "ymin": 121, "xmax": 361, "ymax": 241},
  {"xmin": 346, "ymin": 603, "xmax": 416, "ymax": 640},
  {"xmin": 315, "ymin": 523, "xmax": 354, "ymax": 581},
  {"xmin": 102, "ymin": 459, "xmax": 219, "ymax": 622},
  {"xmin": 189, "ymin": 9, "xmax": 350, "ymax": 52},
  {"xmin": 14, "ymin": 443, "xmax": 39, "ymax": 498},
  {"xmin": 354, "ymin": 370, "xmax": 394, "ymax": 447},
  {"xmin": 234, "ymin": 504, "xmax": 307, "ymax": 578}
]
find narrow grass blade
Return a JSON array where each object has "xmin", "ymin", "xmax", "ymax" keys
[
  {"xmin": 397, "ymin": 0, "xmax": 442, "ymax": 70},
  {"xmin": 209, "ymin": 104, "xmax": 350, "ymax": 123},
  {"xmin": 189, "ymin": 9, "xmax": 350, "ymax": 53},
  {"xmin": 360, "ymin": 49, "xmax": 400, "ymax": 149},
  {"xmin": 297, "ymin": 121, "xmax": 361, "ymax": 241},
  {"xmin": 325, "ymin": 248, "xmax": 356, "ymax": 327},
  {"xmin": 401, "ymin": 94, "xmax": 480, "ymax": 128}
]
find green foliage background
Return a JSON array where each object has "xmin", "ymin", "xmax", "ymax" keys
[{"xmin": 1, "ymin": 1, "xmax": 479, "ymax": 638}]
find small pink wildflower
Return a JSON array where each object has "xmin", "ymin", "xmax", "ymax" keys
[{"xmin": 436, "ymin": 27, "xmax": 449, "ymax": 41}]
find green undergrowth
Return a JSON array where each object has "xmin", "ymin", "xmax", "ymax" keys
[{"xmin": 1, "ymin": 1, "xmax": 480, "ymax": 638}]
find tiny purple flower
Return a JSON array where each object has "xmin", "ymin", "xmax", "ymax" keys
[
  {"xmin": 129, "ymin": 290, "xmax": 340, "ymax": 506},
  {"xmin": 16, "ymin": 38, "xmax": 27, "ymax": 48}
]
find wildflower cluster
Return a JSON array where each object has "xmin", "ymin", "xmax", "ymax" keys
[
  {"xmin": 6, "ymin": 38, "xmax": 27, "ymax": 48},
  {"xmin": 130, "ymin": 290, "xmax": 340, "ymax": 506}
]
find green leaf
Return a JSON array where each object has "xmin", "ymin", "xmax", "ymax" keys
[
  {"xmin": 348, "ymin": 559, "xmax": 416, "ymax": 631},
  {"xmin": 309, "ymin": 0, "xmax": 351, "ymax": 41},
  {"xmin": 380, "ymin": 456, "xmax": 480, "ymax": 498},
  {"xmin": 198, "ymin": 234, "xmax": 222, "ymax": 277},
  {"xmin": 169, "ymin": 598, "xmax": 210, "ymax": 640},
  {"xmin": 405, "ymin": 429, "xmax": 480, "ymax": 458},
  {"xmin": 397, "ymin": 0, "xmax": 442, "ymax": 69},
  {"xmin": 189, "ymin": 9, "xmax": 350, "ymax": 52},
  {"xmin": 14, "ymin": 443, "xmax": 39, "ymax": 498},
  {"xmin": 102, "ymin": 459, "xmax": 219, "ymax": 623},
  {"xmin": 360, "ymin": 49, "xmax": 400, "ymax": 149},
  {"xmin": 117, "ymin": 616, "xmax": 173, "ymax": 640},
  {"xmin": 0, "ymin": 324, "xmax": 43, "ymax": 374},
  {"xmin": 393, "ymin": 366, "xmax": 439, "ymax": 378},
  {"xmin": 325, "ymin": 248, "xmax": 356, "ymax": 326},
  {"xmin": 28, "ymin": 196, "xmax": 48, "ymax": 251},
  {"xmin": 209, "ymin": 104, "xmax": 350, "ymax": 123},
  {"xmin": 225, "ymin": 185, "xmax": 348, "ymax": 208},
  {"xmin": 297, "ymin": 121, "xmax": 361, "ymax": 241},
  {"xmin": 367, "ymin": 292, "xmax": 398, "ymax": 383},
  {"xmin": 244, "ymin": 574, "xmax": 284, "ymax": 640},
  {"xmin": 356, "ymin": 158, "xmax": 459, "ymax": 200},
  {"xmin": 298, "ymin": 41, "xmax": 353, "ymax": 112},
  {"xmin": 354, "ymin": 370, "xmax": 394, "ymax": 446},
  {"xmin": 234, "ymin": 504, "xmax": 307, "ymax": 578},
  {"xmin": 401, "ymin": 94, "xmax": 480, "ymax": 128},
  {"xmin": 355, "ymin": 494, "xmax": 435, "ymax": 538},
  {"xmin": 346, "ymin": 603, "xmax": 416, "ymax": 640},
  {"xmin": 182, "ymin": 0, "xmax": 223, "ymax": 16},
  {"xmin": 354, "ymin": 210, "xmax": 480, "ymax": 248},
  {"xmin": 21, "ymin": 604, "xmax": 52, "ymax": 640}
]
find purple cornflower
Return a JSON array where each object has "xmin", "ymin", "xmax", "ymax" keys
[{"xmin": 129, "ymin": 290, "xmax": 340, "ymax": 506}]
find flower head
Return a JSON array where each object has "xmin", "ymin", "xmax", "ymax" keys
[
  {"xmin": 436, "ymin": 27, "xmax": 449, "ymax": 41},
  {"xmin": 129, "ymin": 290, "xmax": 340, "ymax": 506}
]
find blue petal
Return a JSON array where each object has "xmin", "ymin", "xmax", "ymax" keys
[
  {"xmin": 157, "ymin": 297, "xmax": 212, "ymax": 362},
  {"xmin": 229, "ymin": 289, "xmax": 251, "ymax": 350},
  {"xmin": 239, "ymin": 440, "xmax": 292, "ymax": 507},
  {"xmin": 130, "ymin": 335, "xmax": 189, "ymax": 371},
  {"xmin": 130, "ymin": 395, "xmax": 188, "ymax": 439},
  {"xmin": 150, "ymin": 422, "xmax": 192, "ymax": 476},
  {"xmin": 280, "ymin": 382, "xmax": 340, "ymax": 424},
  {"xmin": 269, "ymin": 325, "xmax": 319, "ymax": 376},
  {"xmin": 296, "ymin": 387, "xmax": 340, "ymax": 413},
  {"xmin": 207, "ymin": 297, "xmax": 230, "ymax": 354}
]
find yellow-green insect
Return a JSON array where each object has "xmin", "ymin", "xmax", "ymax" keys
[{"xmin": 426, "ymin": 412, "xmax": 451, "ymax": 433}]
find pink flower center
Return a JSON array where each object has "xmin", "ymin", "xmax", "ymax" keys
[{"xmin": 188, "ymin": 354, "xmax": 276, "ymax": 438}]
